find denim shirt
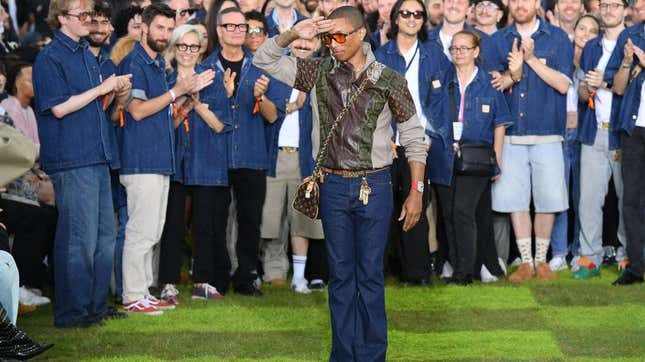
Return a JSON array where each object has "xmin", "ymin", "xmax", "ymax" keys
[
  {"xmin": 96, "ymin": 46, "xmax": 122, "ymax": 170},
  {"xmin": 605, "ymin": 23, "xmax": 645, "ymax": 135},
  {"xmin": 182, "ymin": 61, "xmax": 233, "ymax": 186},
  {"xmin": 427, "ymin": 23, "xmax": 497, "ymax": 72},
  {"xmin": 167, "ymin": 70, "xmax": 189, "ymax": 183},
  {"xmin": 202, "ymin": 48, "xmax": 284, "ymax": 171},
  {"xmin": 265, "ymin": 80, "xmax": 315, "ymax": 178},
  {"xmin": 428, "ymin": 68, "xmax": 513, "ymax": 186},
  {"xmin": 33, "ymin": 30, "xmax": 115, "ymax": 174},
  {"xmin": 267, "ymin": 9, "xmax": 307, "ymax": 37},
  {"xmin": 117, "ymin": 42, "xmax": 175, "ymax": 175},
  {"xmin": 577, "ymin": 34, "xmax": 622, "ymax": 150},
  {"xmin": 490, "ymin": 19, "xmax": 573, "ymax": 137}
]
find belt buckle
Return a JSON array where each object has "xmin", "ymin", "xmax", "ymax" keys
[
  {"xmin": 342, "ymin": 170, "xmax": 359, "ymax": 178},
  {"xmin": 281, "ymin": 147, "xmax": 298, "ymax": 153}
]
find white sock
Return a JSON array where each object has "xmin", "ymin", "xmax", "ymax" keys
[
  {"xmin": 516, "ymin": 238, "xmax": 533, "ymax": 265},
  {"xmin": 535, "ymin": 238, "xmax": 550, "ymax": 264},
  {"xmin": 292, "ymin": 255, "xmax": 307, "ymax": 281}
]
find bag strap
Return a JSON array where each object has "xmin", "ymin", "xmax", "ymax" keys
[{"xmin": 311, "ymin": 62, "xmax": 378, "ymax": 177}]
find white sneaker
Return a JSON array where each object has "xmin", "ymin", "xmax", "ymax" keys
[
  {"xmin": 19, "ymin": 287, "xmax": 50, "ymax": 306},
  {"xmin": 498, "ymin": 257, "xmax": 508, "ymax": 276},
  {"xmin": 548, "ymin": 256, "xmax": 568, "ymax": 271},
  {"xmin": 291, "ymin": 278, "xmax": 311, "ymax": 294},
  {"xmin": 480, "ymin": 265, "xmax": 499, "ymax": 283},
  {"xmin": 570, "ymin": 255, "xmax": 580, "ymax": 272},
  {"xmin": 440, "ymin": 262, "xmax": 454, "ymax": 279},
  {"xmin": 27, "ymin": 287, "xmax": 43, "ymax": 296},
  {"xmin": 510, "ymin": 257, "xmax": 522, "ymax": 268}
]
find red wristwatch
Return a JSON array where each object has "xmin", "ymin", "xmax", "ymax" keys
[{"xmin": 411, "ymin": 181, "xmax": 424, "ymax": 193}]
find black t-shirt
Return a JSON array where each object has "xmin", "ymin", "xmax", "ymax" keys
[{"xmin": 219, "ymin": 54, "xmax": 243, "ymax": 96}]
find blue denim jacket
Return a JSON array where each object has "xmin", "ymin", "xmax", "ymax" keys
[
  {"xmin": 182, "ymin": 62, "xmax": 233, "ymax": 186},
  {"xmin": 33, "ymin": 30, "xmax": 116, "ymax": 174},
  {"xmin": 490, "ymin": 19, "xmax": 573, "ymax": 137},
  {"xmin": 97, "ymin": 46, "xmax": 122, "ymax": 170},
  {"xmin": 605, "ymin": 23, "xmax": 645, "ymax": 135},
  {"xmin": 267, "ymin": 9, "xmax": 307, "ymax": 37},
  {"xmin": 117, "ymin": 42, "xmax": 175, "ymax": 175},
  {"xmin": 201, "ymin": 48, "xmax": 284, "ymax": 171},
  {"xmin": 265, "ymin": 80, "xmax": 315, "ymax": 178},
  {"xmin": 428, "ymin": 68, "xmax": 513, "ymax": 186},
  {"xmin": 577, "ymin": 34, "xmax": 622, "ymax": 150},
  {"xmin": 427, "ymin": 23, "xmax": 497, "ymax": 72}
]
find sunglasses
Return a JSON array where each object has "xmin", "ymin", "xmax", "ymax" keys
[
  {"xmin": 398, "ymin": 10, "xmax": 424, "ymax": 19},
  {"xmin": 321, "ymin": 27, "xmax": 361, "ymax": 46},
  {"xmin": 246, "ymin": 26, "xmax": 266, "ymax": 37},
  {"xmin": 178, "ymin": 8, "xmax": 198, "ymax": 16}
]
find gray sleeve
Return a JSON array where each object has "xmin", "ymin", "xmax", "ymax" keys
[
  {"xmin": 253, "ymin": 37, "xmax": 298, "ymax": 87},
  {"xmin": 398, "ymin": 114, "xmax": 429, "ymax": 165}
]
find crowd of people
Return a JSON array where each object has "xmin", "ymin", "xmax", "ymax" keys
[{"xmin": 1, "ymin": 0, "xmax": 645, "ymax": 358}]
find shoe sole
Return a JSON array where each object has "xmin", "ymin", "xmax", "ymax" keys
[
  {"xmin": 126, "ymin": 310, "xmax": 164, "ymax": 316},
  {"xmin": 191, "ymin": 295, "xmax": 224, "ymax": 301}
]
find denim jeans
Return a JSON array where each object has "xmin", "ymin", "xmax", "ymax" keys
[
  {"xmin": 551, "ymin": 128, "xmax": 581, "ymax": 257},
  {"xmin": 320, "ymin": 168, "xmax": 393, "ymax": 362},
  {"xmin": 0, "ymin": 250, "xmax": 19, "ymax": 325},
  {"xmin": 621, "ymin": 127, "xmax": 645, "ymax": 276},
  {"xmin": 50, "ymin": 164, "xmax": 116, "ymax": 327},
  {"xmin": 114, "ymin": 205, "xmax": 127, "ymax": 300}
]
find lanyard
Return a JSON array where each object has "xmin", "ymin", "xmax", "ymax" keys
[{"xmin": 404, "ymin": 44, "xmax": 420, "ymax": 74}]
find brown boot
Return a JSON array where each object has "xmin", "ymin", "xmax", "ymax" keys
[
  {"xmin": 535, "ymin": 262, "xmax": 557, "ymax": 281},
  {"xmin": 508, "ymin": 263, "xmax": 534, "ymax": 283}
]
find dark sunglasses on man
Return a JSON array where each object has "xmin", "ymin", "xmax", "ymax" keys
[
  {"xmin": 398, "ymin": 9, "xmax": 424, "ymax": 19},
  {"xmin": 320, "ymin": 26, "xmax": 362, "ymax": 46},
  {"xmin": 178, "ymin": 8, "xmax": 198, "ymax": 16}
]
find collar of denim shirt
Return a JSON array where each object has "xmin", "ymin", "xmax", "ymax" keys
[
  {"xmin": 54, "ymin": 29, "xmax": 89, "ymax": 52},
  {"xmin": 132, "ymin": 41, "xmax": 166, "ymax": 72}
]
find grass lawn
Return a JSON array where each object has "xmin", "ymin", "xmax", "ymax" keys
[{"xmin": 18, "ymin": 265, "xmax": 645, "ymax": 361}]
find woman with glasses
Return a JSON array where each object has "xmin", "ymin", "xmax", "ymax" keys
[{"xmin": 431, "ymin": 30, "xmax": 512, "ymax": 285}]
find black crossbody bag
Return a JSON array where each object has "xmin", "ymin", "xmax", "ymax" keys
[{"xmin": 448, "ymin": 82, "xmax": 497, "ymax": 177}]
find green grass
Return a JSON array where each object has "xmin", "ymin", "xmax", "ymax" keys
[{"xmin": 18, "ymin": 265, "xmax": 645, "ymax": 361}]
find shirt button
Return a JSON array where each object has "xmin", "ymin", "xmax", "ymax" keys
[
  {"xmin": 234, "ymin": 145, "xmax": 238, "ymax": 150},
  {"xmin": 633, "ymin": 115, "xmax": 637, "ymax": 120},
  {"xmin": 234, "ymin": 125, "xmax": 239, "ymax": 129},
  {"xmin": 520, "ymin": 112, "xmax": 524, "ymax": 118},
  {"xmin": 520, "ymin": 93, "xmax": 525, "ymax": 98},
  {"xmin": 231, "ymin": 105, "xmax": 236, "ymax": 110}
]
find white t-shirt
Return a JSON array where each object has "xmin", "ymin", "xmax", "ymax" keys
[
  {"xmin": 395, "ymin": 41, "xmax": 431, "ymax": 146},
  {"xmin": 439, "ymin": 31, "xmax": 452, "ymax": 60},
  {"xmin": 278, "ymin": 89, "xmax": 300, "ymax": 148},
  {"xmin": 594, "ymin": 38, "xmax": 616, "ymax": 124},
  {"xmin": 636, "ymin": 82, "xmax": 645, "ymax": 127}
]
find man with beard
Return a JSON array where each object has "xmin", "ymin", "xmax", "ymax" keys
[
  {"xmin": 489, "ymin": 0, "xmax": 573, "ymax": 283},
  {"xmin": 546, "ymin": 0, "xmax": 585, "ymax": 37},
  {"xmin": 254, "ymin": 6, "xmax": 427, "ymax": 360},
  {"xmin": 426, "ymin": 0, "xmax": 443, "ymax": 28},
  {"xmin": 117, "ymin": 3, "xmax": 213, "ymax": 315},
  {"xmin": 300, "ymin": 0, "xmax": 321, "ymax": 16},
  {"xmin": 33, "ymin": 0, "xmax": 132, "ymax": 328}
]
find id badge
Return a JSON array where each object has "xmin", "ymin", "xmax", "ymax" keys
[{"xmin": 453, "ymin": 122, "xmax": 463, "ymax": 141}]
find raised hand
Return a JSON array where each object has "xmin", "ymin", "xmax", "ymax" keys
[
  {"xmin": 624, "ymin": 38, "xmax": 635, "ymax": 64},
  {"xmin": 585, "ymin": 68, "xmax": 604, "ymax": 89},
  {"xmin": 192, "ymin": 69, "xmax": 215, "ymax": 94},
  {"xmin": 521, "ymin": 37, "xmax": 535, "ymax": 61},
  {"xmin": 508, "ymin": 38, "xmax": 523, "ymax": 81},
  {"xmin": 490, "ymin": 71, "xmax": 505, "ymax": 92},
  {"xmin": 174, "ymin": 73, "xmax": 197, "ymax": 97},
  {"xmin": 223, "ymin": 68, "xmax": 236, "ymax": 98},
  {"xmin": 292, "ymin": 17, "xmax": 334, "ymax": 40},
  {"xmin": 254, "ymin": 75, "xmax": 270, "ymax": 98}
]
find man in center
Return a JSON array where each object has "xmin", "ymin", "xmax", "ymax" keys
[{"xmin": 254, "ymin": 6, "xmax": 428, "ymax": 361}]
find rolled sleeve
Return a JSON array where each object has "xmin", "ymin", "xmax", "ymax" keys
[{"xmin": 398, "ymin": 114, "xmax": 429, "ymax": 164}]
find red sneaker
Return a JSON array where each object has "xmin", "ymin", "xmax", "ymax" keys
[
  {"xmin": 123, "ymin": 299, "xmax": 163, "ymax": 316},
  {"xmin": 146, "ymin": 295, "xmax": 176, "ymax": 310}
]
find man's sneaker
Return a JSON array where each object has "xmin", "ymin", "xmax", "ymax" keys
[
  {"xmin": 309, "ymin": 279, "xmax": 325, "ymax": 292},
  {"xmin": 548, "ymin": 256, "xmax": 568, "ymax": 271},
  {"xmin": 508, "ymin": 263, "xmax": 534, "ymax": 283},
  {"xmin": 440, "ymin": 262, "xmax": 454, "ymax": 279},
  {"xmin": 123, "ymin": 299, "xmax": 163, "ymax": 316},
  {"xmin": 572, "ymin": 257, "xmax": 601, "ymax": 280},
  {"xmin": 570, "ymin": 255, "xmax": 581, "ymax": 272},
  {"xmin": 145, "ymin": 295, "xmax": 175, "ymax": 310},
  {"xmin": 480, "ymin": 265, "xmax": 499, "ymax": 283},
  {"xmin": 18, "ymin": 287, "xmax": 50, "ymax": 307},
  {"xmin": 192, "ymin": 283, "xmax": 224, "ymax": 301},
  {"xmin": 161, "ymin": 284, "xmax": 180, "ymax": 305},
  {"xmin": 535, "ymin": 262, "xmax": 558, "ymax": 281},
  {"xmin": 291, "ymin": 278, "xmax": 311, "ymax": 294},
  {"xmin": 99, "ymin": 306, "xmax": 128, "ymax": 320}
]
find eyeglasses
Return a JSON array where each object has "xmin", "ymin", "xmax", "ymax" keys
[
  {"xmin": 246, "ymin": 27, "xmax": 266, "ymax": 37},
  {"xmin": 175, "ymin": 43, "xmax": 201, "ymax": 53},
  {"xmin": 599, "ymin": 2, "xmax": 624, "ymax": 10},
  {"xmin": 475, "ymin": 2, "xmax": 500, "ymax": 12},
  {"xmin": 220, "ymin": 23, "xmax": 249, "ymax": 32},
  {"xmin": 321, "ymin": 27, "xmax": 361, "ymax": 46},
  {"xmin": 178, "ymin": 8, "xmax": 197, "ymax": 17},
  {"xmin": 398, "ymin": 10, "xmax": 424, "ymax": 19},
  {"xmin": 65, "ymin": 11, "xmax": 96, "ymax": 22},
  {"xmin": 448, "ymin": 46, "xmax": 476, "ymax": 54}
]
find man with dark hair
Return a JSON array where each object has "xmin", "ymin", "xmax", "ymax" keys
[
  {"xmin": 546, "ymin": 0, "xmax": 585, "ymax": 37},
  {"xmin": 254, "ymin": 6, "xmax": 427, "ymax": 360},
  {"xmin": 33, "ymin": 0, "xmax": 132, "ymax": 328},
  {"xmin": 376, "ymin": 0, "xmax": 450, "ymax": 286},
  {"xmin": 245, "ymin": 10, "xmax": 269, "ymax": 52},
  {"xmin": 117, "ymin": 3, "xmax": 213, "ymax": 314}
]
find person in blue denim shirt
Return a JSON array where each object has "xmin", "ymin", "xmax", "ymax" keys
[
  {"xmin": 489, "ymin": 0, "xmax": 573, "ymax": 283},
  {"xmin": 207, "ymin": 7, "xmax": 282, "ymax": 297},
  {"xmin": 117, "ymin": 3, "xmax": 214, "ymax": 315},
  {"xmin": 604, "ymin": 0, "xmax": 645, "ymax": 285},
  {"xmin": 432, "ymin": 30, "xmax": 512, "ymax": 284},
  {"xmin": 375, "ymin": 0, "xmax": 449, "ymax": 285},
  {"xmin": 33, "ymin": 0, "xmax": 132, "ymax": 328},
  {"xmin": 266, "ymin": 0, "xmax": 308, "ymax": 37},
  {"xmin": 574, "ymin": 2, "xmax": 627, "ymax": 279}
]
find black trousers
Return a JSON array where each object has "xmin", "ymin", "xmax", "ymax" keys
[
  {"xmin": 158, "ymin": 181, "xmax": 187, "ymax": 285},
  {"xmin": 305, "ymin": 238, "xmax": 328, "ymax": 282},
  {"xmin": 229, "ymin": 168, "xmax": 266, "ymax": 287},
  {"xmin": 621, "ymin": 128, "xmax": 645, "ymax": 276},
  {"xmin": 387, "ymin": 147, "xmax": 431, "ymax": 281},
  {"xmin": 0, "ymin": 198, "xmax": 56, "ymax": 288},
  {"xmin": 191, "ymin": 186, "xmax": 232, "ymax": 292},
  {"xmin": 435, "ymin": 173, "xmax": 502, "ymax": 279}
]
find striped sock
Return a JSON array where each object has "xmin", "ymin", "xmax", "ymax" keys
[
  {"xmin": 535, "ymin": 238, "xmax": 550, "ymax": 264},
  {"xmin": 516, "ymin": 238, "xmax": 533, "ymax": 265},
  {"xmin": 292, "ymin": 255, "xmax": 307, "ymax": 281}
]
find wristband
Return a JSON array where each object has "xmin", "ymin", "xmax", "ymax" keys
[
  {"xmin": 621, "ymin": 62, "xmax": 631, "ymax": 68},
  {"xmin": 169, "ymin": 89, "xmax": 177, "ymax": 102}
]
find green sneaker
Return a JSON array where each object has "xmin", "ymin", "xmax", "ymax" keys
[{"xmin": 572, "ymin": 265, "xmax": 601, "ymax": 279}]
